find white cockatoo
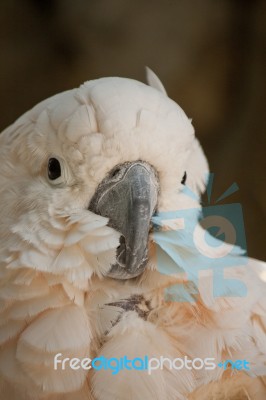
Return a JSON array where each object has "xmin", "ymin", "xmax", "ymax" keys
[{"xmin": 0, "ymin": 69, "xmax": 265, "ymax": 400}]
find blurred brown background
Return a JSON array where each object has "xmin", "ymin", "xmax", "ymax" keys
[{"xmin": 0, "ymin": 0, "xmax": 265, "ymax": 259}]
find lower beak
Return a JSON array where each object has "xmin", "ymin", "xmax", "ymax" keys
[{"xmin": 89, "ymin": 161, "xmax": 159, "ymax": 279}]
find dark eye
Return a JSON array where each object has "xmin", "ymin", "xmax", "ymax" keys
[
  {"xmin": 181, "ymin": 171, "xmax": 187, "ymax": 185},
  {"xmin": 48, "ymin": 158, "xmax": 61, "ymax": 180}
]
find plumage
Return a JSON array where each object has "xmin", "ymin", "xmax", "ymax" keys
[{"xmin": 0, "ymin": 69, "xmax": 265, "ymax": 399}]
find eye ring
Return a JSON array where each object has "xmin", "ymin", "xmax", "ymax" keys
[
  {"xmin": 48, "ymin": 158, "xmax": 61, "ymax": 181},
  {"xmin": 181, "ymin": 171, "xmax": 187, "ymax": 185}
]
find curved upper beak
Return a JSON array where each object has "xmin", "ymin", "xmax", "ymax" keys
[{"xmin": 89, "ymin": 161, "xmax": 159, "ymax": 279}]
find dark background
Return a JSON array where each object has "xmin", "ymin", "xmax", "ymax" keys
[{"xmin": 0, "ymin": 0, "xmax": 265, "ymax": 259}]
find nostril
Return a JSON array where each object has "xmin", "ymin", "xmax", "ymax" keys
[{"xmin": 110, "ymin": 166, "xmax": 121, "ymax": 178}]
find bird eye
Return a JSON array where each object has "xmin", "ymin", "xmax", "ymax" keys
[
  {"xmin": 181, "ymin": 171, "xmax": 187, "ymax": 185},
  {"xmin": 48, "ymin": 158, "xmax": 61, "ymax": 180}
]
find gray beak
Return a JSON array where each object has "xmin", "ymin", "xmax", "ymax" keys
[{"xmin": 89, "ymin": 161, "xmax": 159, "ymax": 279}]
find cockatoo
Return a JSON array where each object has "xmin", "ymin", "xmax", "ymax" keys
[{"xmin": 0, "ymin": 68, "xmax": 265, "ymax": 400}]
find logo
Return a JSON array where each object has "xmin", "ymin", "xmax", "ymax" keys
[
  {"xmin": 54, "ymin": 354, "xmax": 250, "ymax": 375},
  {"xmin": 152, "ymin": 173, "xmax": 248, "ymax": 302}
]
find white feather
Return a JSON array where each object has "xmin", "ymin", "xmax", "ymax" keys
[
  {"xmin": 0, "ymin": 71, "xmax": 265, "ymax": 399},
  {"xmin": 145, "ymin": 67, "xmax": 167, "ymax": 95}
]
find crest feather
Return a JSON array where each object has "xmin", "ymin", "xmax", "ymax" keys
[{"xmin": 145, "ymin": 67, "xmax": 167, "ymax": 95}]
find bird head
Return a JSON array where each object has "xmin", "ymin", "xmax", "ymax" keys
[{"xmin": 0, "ymin": 69, "xmax": 208, "ymax": 283}]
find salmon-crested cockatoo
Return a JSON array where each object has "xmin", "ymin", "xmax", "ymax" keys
[{"xmin": 0, "ymin": 69, "xmax": 265, "ymax": 400}]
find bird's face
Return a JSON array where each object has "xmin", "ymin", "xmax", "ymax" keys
[{"xmin": 0, "ymin": 76, "xmax": 208, "ymax": 282}]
